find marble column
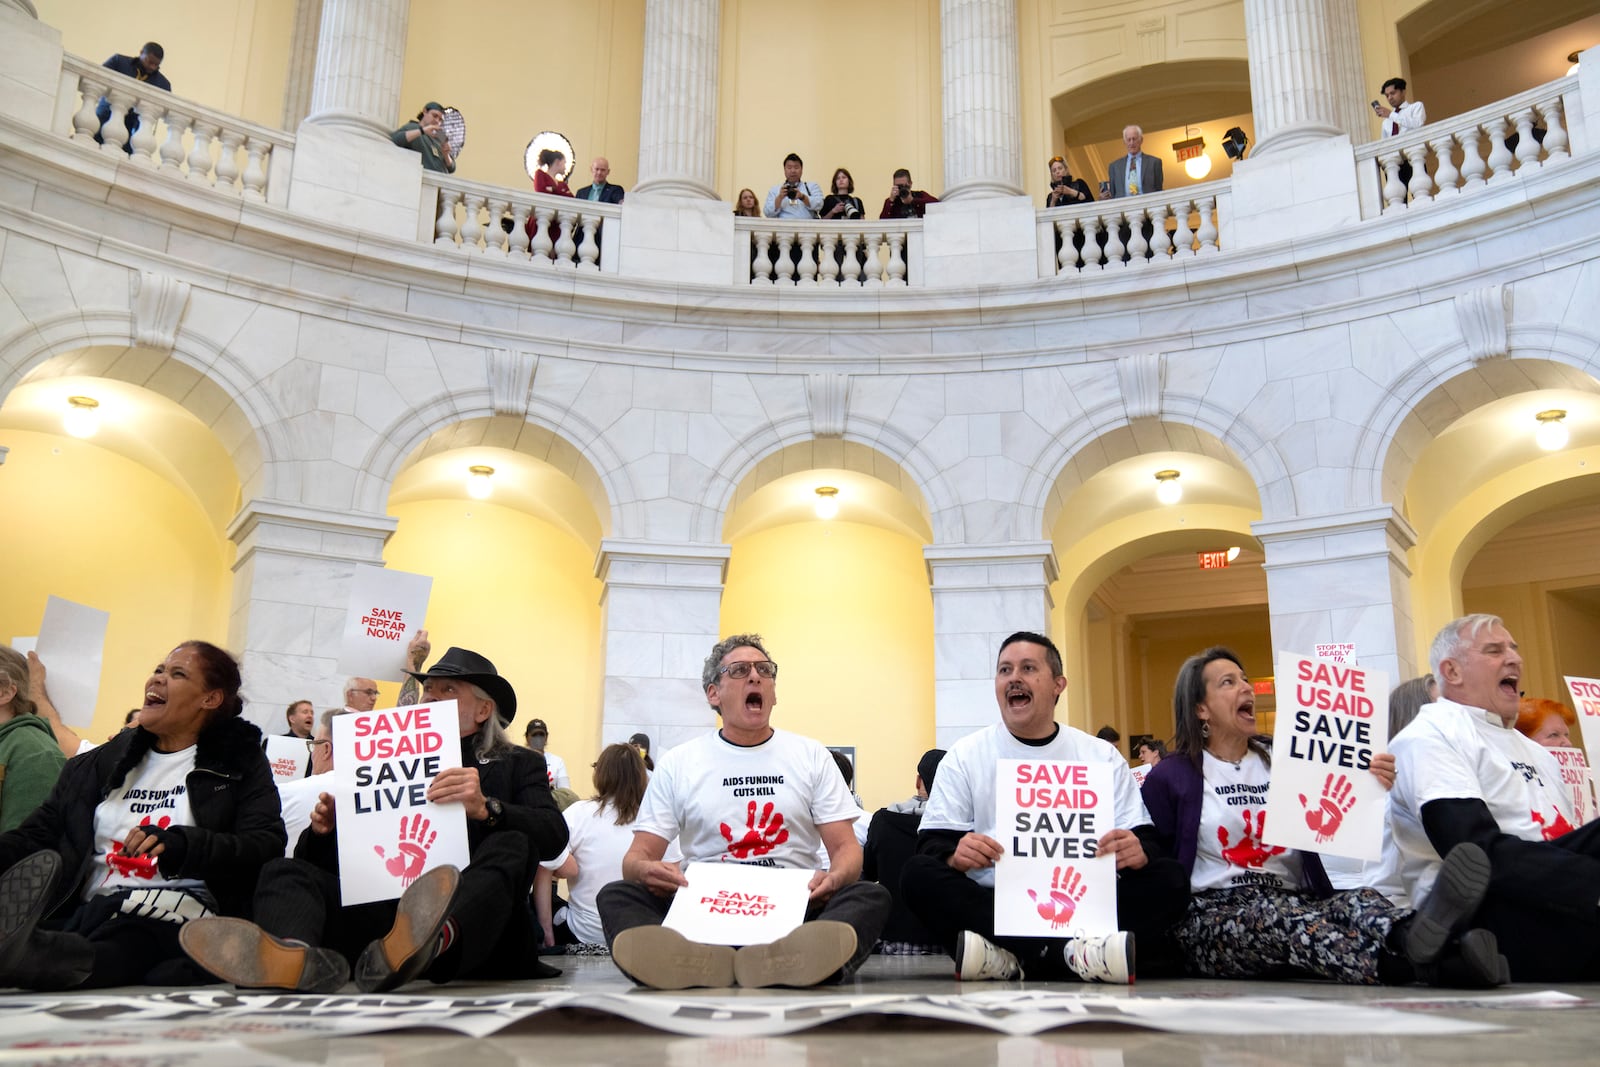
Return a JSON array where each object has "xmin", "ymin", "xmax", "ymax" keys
[
  {"xmin": 302, "ymin": 0, "xmax": 408, "ymax": 138},
  {"xmin": 925, "ymin": 543, "xmax": 1056, "ymax": 748},
  {"xmin": 633, "ymin": 0, "xmax": 720, "ymax": 199},
  {"xmin": 281, "ymin": 0, "xmax": 324, "ymax": 129},
  {"xmin": 598, "ymin": 540, "xmax": 731, "ymax": 754},
  {"xmin": 1254, "ymin": 506, "xmax": 1419, "ymax": 685},
  {"xmin": 1243, "ymin": 0, "xmax": 1350, "ymax": 156},
  {"xmin": 227, "ymin": 501, "xmax": 397, "ymax": 736},
  {"xmin": 940, "ymin": 0, "xmax": 1025, "ymax": 200}
]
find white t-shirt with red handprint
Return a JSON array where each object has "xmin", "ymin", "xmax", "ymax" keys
[
  {"xmin": 1391, "ymin": 697, "xmax": 1575, "ymax": 903},
  {"xmin": 85, "ymin": 747, "xmax": 208, "ymax": 900},
  {"xmin": 1190, "ymin": 750, "xmax": 1303, "ymax": 892},
  {"xmin": 634, "ymin": 728, "xmax": 858, "ymax": 869}
]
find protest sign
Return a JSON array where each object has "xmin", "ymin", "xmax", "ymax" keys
[
  {"xmin": 263, "ymin": 735, "xmax": 311, "ymax": 782},
  {"xmin": 993, "ymin": 760, "xmax": 1118, "ymax": 939},
  {"xmin": 663, "ymin": 862, "xmax": 813, "ymax": 946},
  {"xmin": 1563, "ymin": 677, "xmax": 1600, "ymax": 763},
  {"xmin": 337, "ymin": 566, "xmax": 433, "ymax": 682},
  {"xmin": 1314, "ymin": 643, "xmax": 1356, "ymax": 664},
  {"xmin": 1130, "ymin": 763, "xmax": 1153, "ymax": 787},
  {"xmin": 1549, "ymin": 747, "xmax": 1597, "ymax": 826},
  {"xmin": 332, "ymin": 701, "xmax": 469, "ymax": 905},
  {"xmin": 10, "ymin": 636, "xmax": 35, "ymax": 654},
  {"xmin": 34, "ymin": 596, "xmax": 109, "ymax": 728},
  {"xmin": 1264, "ymin": 652, "xmax": 1390, "ymax": 861}
]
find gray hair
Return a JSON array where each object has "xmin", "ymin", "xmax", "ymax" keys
[
  {"xmin": 1123, "ymin": 124, "xmax": 1143, "ymax": 138},
  {"xmin": 1388, "ymin": 675, "xmax": 1434, "ymax": 738},
  {"xmin": 342, "ymin": 677, "xmax": 369, "ymax": 701},
  {"xmin": 466, "ymin": 682, "xmax": 514, "ymax": 760},
  {"xmin": 1428, "ymin": 614, "xmax": 1505, "ymax": 678},
  {"xmin": 317, "ymin": 706, "xmax": 348, "ymax": 733},
  {"xmin": 700, "ymin": 633, "xmax": 772, "ymax": 690}
]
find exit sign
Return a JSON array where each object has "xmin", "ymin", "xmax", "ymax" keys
[
  {"xmin": 1253, "ymin": 679, "xmax": 1274, "ymax": 696},
  {"xmin": 1197, "ymin": 551, "xmax": 1231, "ymax": 569}
]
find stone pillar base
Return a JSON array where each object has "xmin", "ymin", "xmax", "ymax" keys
[
  {"xmin": 2, "ymin": 3, "xmax": 61, "ymax": 132},
  {"xmin": 1229, "ymin": 135, "xmax": 1360, "ymax": 247},
  {"xmin": 286, "ymin": 122, "xmax": 425, "ymax": 241},
  {"xmin": 921, "ymin": 196, "xmax": 1039, "ymax": 287},
  {"xmin": 617, "ymin": 193, "xmax": 736, "ymax": 286}
]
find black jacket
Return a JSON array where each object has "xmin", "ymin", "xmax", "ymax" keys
[
  {"xmin": 573, "ymin": 183, "xmax": 625, "ymax": 205},
  {"xmin": 0, "ymin": 717, "xmax": 285, "ymax": 920}
]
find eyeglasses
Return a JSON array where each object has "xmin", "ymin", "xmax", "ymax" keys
[
  {"xmin": 352, "ymin": 688, "xmax": 380, "ymax": 698},
  {"xmin": 305, "ymin": 738, "xmax": 331, "ymax": 754},
  {"xmin": 717, "ymin": 660, "xmax": 778, "ymax": 681}
]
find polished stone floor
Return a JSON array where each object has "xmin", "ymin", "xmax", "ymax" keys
[{"xmin": 19, "ymin": 954, "xmax": 1598, "ymax": 1067}]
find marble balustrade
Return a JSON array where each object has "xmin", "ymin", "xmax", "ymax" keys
[
  {"xmin": 423, "ymin": 176, "xmax": 621, "ymax": 272},
  {"xmin": 734, "ymin": 217, "xmax": 920, "ymax": 287},
  {"xmin": 61, "ymin": 55, "xmax": 291, "ymax": 205},
  {"xmin": 1354, "ymin": 76, "xmax": 1575, "ymax": 216},
  {"xmin": 1039, "ymin": 182, "xmax": 1226, "ymax": 276}
]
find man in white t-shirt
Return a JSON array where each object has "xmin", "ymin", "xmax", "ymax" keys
[
  {"xmin": 902, "ymin": 631, "xmax": 1189, "ymax": 983},
  {"xmin": 1391, "ymin": 613, "xmax": 1600, "ymax": 981},
  {"xmin": 276, "ymin": 708, "xmax": 342, "ymax": 855},
  {"xmin": 596, "ymin": 634, "xmax": 891, "ymax": 989}
]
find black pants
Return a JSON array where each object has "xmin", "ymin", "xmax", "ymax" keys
[
  {"xmin": 1478, "ymin": 818, "xmax": 1600, "ymax": 981},
  {"xmin": 54, "ymin": 893, "xmax": 210, "ymax": 988},
  {"xmin": 596, "ymin": 878, "xmax": 891, "ymax": 979},
  {"xmin": 254, "ymin": 832, "xmax": 540, "ymax": 981},
  {"xmin": 899, "ymin": 853, "xmax": 1190, "ymax": 979}
]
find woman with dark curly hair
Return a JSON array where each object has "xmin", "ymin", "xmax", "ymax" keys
[{"xmin": 0, "ymin": 640, "xmax": 283, "ymax": 989}]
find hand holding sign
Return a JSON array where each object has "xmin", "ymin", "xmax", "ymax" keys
[{"xmin": 1299, "ymin": 773, "xmax": 1356, "ymax": 843}]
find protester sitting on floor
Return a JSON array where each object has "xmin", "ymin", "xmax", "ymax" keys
[
  {"xmin": 1389, "ymin": 674, "xmax": 1437, "ymax": 738},
  {"xmin": 180, "ymin": 647, "xmax": 567, "ymax": 992},
  {"xmin": 276, "ymin": 708, "xmax": 342, "ymax": 854},
  {"xmin": 1515, "ymin": 697, "xmax": 1577, "ymax": 750},
  {"xmin": 535, "ymin": 742, "xmax": 680, "ymax": 952},
  {"xmin": 597, "ymin": 633, "xmax": 890, "ymax": 990},
  {"xmin": 0, "ymin": 641, "xmax": 284, "ymax": 990},
  {"xmin": 863, "ymin": 747, "xmax": 944, "ymax": 953},
  {"xmin": 1142, "ymin": 645, "xmax": 1504, "ymax": 987},
  {"xmin": 0, "ymin": 646, "xmax": 67, "ymax": 833}
]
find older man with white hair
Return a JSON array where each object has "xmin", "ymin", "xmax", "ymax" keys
[{"xmin": 1391, "ymin": 614, "xmax": 1600, "ymax": 981}]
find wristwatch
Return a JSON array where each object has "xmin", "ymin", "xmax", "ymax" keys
[{"xmin": 484, "ymin": 797, "xmax": 504, "ymax": 827}]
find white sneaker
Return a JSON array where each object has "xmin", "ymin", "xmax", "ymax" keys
[
  {"xmin": 1063, "ymin": 931, "xmax": 1134, "ymax": 984},
  {"xmin": 956, "ymin": 930, "xmax": 1022, "ymax": 980}
]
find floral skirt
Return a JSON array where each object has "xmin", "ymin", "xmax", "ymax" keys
[{"xmin": 1174, "ymin": 884, "xmax": 1404, "ymax": 985}]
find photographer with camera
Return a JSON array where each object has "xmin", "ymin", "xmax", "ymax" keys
[
  {"xmin": 879, "ymin": 169, "xmax": 940, "ymax": 220},
  {"xmin": 821, "ymin": 168, "xmax": 865, "ymax": 221},
  {"xmin": 1044, "ymin": 156, "xmax": 1093, "ymax": 208},
  {"xmin": 764, "ymin": 153, "xmax": 822, "ymax": 219}
]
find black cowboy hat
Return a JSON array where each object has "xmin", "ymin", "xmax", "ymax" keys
[{"xmin": 404, "ymin": 647, "xmax": 517, "ymax": 725}]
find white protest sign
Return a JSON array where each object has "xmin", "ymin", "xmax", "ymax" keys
[
  {"xmin": 337, "ymin": 566, "xmax": 433, "ymax": 682},
  {"xmin": 1562, "ymin": 676, "xmax": 1600, "ymax": 762},
  {"xmin": 10, "ymin": 637, "xmax": 35, "ymax": 654},
  {"xmin": 1264, "ymin": 652, "xmax": 1390, "ymax": 861},
  {"xmin": 1130, "ymin": 763, "xmax": 1153, "ymax": 787},
  {"xmin": 1314, "ymin": 643, "xmax": 1356, "ymax": 664},
  {"xmin": 34, "ymin": 596, "xmax": 109, "ymax": 728},
  {"xmin": 993, "ymin": 760, "xmax": 1118, "ymax": 939},
  {"xmin": 263, "ymin": 734, "xmax": 311, "ymax": 783},
  {"xmin": 662, "ymin": 862, "xmax": 814, "ymax": 946},
  {"xmin": 1549, "ymin": 747, "xmax": 1597, "ymax": 826},
  {"xmin": 332, "ymin": 701, "xmax": 469, "ymax": 906}
]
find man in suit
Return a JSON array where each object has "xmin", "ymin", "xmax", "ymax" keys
[
  {"xmin": 574, "ymin": 157, "xmax": 625, "ymax": 204},
  {"xmin": 1106, "ymin": 125, "xmax": 1163, "ymax": 199},
  {"xmin": 94, "ymin": 43, "xmax": 171, "ymax": 154}
]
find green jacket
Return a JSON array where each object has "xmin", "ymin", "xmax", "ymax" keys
[{"xmin": 0, "ymin": 714, "xmax": 66, "ymax": 833}]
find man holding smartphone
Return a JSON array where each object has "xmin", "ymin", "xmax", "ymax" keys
[{"xmin": 1374, "ymin": 77, "xmax": 1427, "ymax": 194}]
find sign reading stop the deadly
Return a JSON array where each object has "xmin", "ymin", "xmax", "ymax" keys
[
  {"xmin": 1563, "ymin": 677, "xmax": 1600, "ymax": 763},
  {"xmin": 1264, "ymin": 652, "xmax": 1390, "ymax": 861}
]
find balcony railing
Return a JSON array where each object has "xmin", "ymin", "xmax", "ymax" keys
[
  {"xmin": 1037, "ymin": 181, "xmax": 1229, "ymax": 277},
  {"xmin": 734, "ymin": 217, "xmax": 922, "ymax": 287},
  {"xmin": 1353, "ymin": 76, "xmax": 1576, "ymax": 217},
  {"xmin": 423, "ymin": 176, "xmax": 621, "ymax": 272},
  {"xmin": 59, "ymin": 55, "xmax": 293, "ymax": 205}
]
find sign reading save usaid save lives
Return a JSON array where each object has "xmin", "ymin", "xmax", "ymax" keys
[
  {"xmin": 1263, "ymin": 653, "xmax": 1390, "ymax": 862},
  {"xmin": 993, "ymin": 760, "xmax": 1118, "ymax": 939},
  {"xmin": 332, "ymin": 701, "xmax": 469, "ymax": 906}
]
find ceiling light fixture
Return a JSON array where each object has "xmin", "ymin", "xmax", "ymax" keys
[
  {"xmin": 466, "ymin": 464, "xmax": 495, "ymax": 499},
  {"xmin": 1154, "ymin": 469, "xmax": 1182, "ymax": 505},
  {"xmin": 814, "ymin": 486, "xmax": 839, "ymax": 520},
  {"xmin": 1173, "ymin": 127, "xmax": 1211, "ymax": 180},
  {"xmin": 1535, "ymin": 409, "xmax": 1570, "ymax": 451},
  {"xmin": 63, "ymin": 395, "xmax": 100, "ymax": 438},
  {"xmin": 1226, "ymin": 546, "xmax": 1241, "ymax": 562}
]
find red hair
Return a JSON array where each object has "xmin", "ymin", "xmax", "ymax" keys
[{"xmin": 1515, "ymin": 697, "xmax": 1576, "ymax": 740}]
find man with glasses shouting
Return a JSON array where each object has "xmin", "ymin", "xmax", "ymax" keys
[{"xmin": 597, "ymin": 634, "xmax": 890, "ymax": 989}]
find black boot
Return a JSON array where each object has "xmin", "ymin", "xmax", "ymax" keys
[
  {"xmin": 0, "ymin": 850, "xmax": 91, "ymax": 990},
  {"xmin": 1416, "ymin": 928, "xmax": 1507, "ymax": 989}
]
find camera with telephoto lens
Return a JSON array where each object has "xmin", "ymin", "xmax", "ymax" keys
[
  {"xmin": 843, "ymin": 201, "xmax": 862, "ymax": 219},
  {"xmin": 785, "ymin": 182, "xmax": 799, "ymax": 198}
]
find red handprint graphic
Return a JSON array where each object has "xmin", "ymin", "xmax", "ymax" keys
[
  {"xmin": 373, "ymin": 813, "xmax": 437, "ymax": 886},
  {"xmin": 105, "ymin": 815, "xmax": 172, "ymax": 880},
  {"xmin": 719, "ymin": 801, "xmax": 789, "ymax": 858},
  {"xmin": 1531, "ymin": 807, "xmax": 1575, "ymax": 841},
  {"xmin": 1026, "ymin": 865, "xmax": 1087, "ymax": 929},
  {"xmin": 1299, "ymin": 773, "xmax": 1357, "ymax": 843},
  {"xmin": 1218, "ymin": 809, "xmax": 1286, "ymax": 868}
]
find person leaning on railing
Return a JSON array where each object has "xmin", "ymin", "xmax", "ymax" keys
[
  {"xmin": 1044, "ymin": 156, "xmax": 1093, "ymax": 208},
  {"xmin": 95, "ymin": 42, "xmax": 170, "ymax": 155},
  {"xmin": 390, "ymin": 102, "xmax": 456, "ymax": 173}
]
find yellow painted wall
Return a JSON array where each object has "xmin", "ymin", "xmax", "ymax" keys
[
  {"xmin": 719, "ymin": 519, "xmax": 935, "ymax": 813},
  {"xmin": 381, "ymin": 498, "xmax": 604, "ymax": 793},
  {"xmin": 0, "ymin": 430, "xmax": 231, "ymax": 742},
  {"xmin": 36, "ymin": 0, "xmax": 295, "ymax": 126},
  {"xmin": 718, "ymin": 0, "xmax": 943, "ymax": 206}
]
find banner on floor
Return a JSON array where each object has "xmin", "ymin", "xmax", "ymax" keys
[
  {"xmin": 1562, "ymin": 676, "xmax": 1600, "ymax": 762},
  {"xmin": 993, "ymin": 760, "xmax": 1118, "ymax": 939},
  {"xmin": 663, "ymin": 862, "xmax": 813, "ymax": 946},
  {"xmin": 1549, "ymin": 746, "xmax": 1597, "ymax": 826},
  {"xmin": 337, "ymin": 565, "xmax": 433, "ymax": 682},
  {"xmin": 34, "ymin": 595, "xmax": 109, "ymax": 728},
  {"xmin": 262, "ymin": 735, "xmax": 311, "ymax": 782},
  {"xmin": 331, "ymin": 700, "xmax": 469, "ymax": 905},
  {"xmin": 1264, "ymin": 652, "xmax": 1390, "ymax": 861}
]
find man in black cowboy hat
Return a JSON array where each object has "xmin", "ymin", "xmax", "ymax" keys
[{"xmin": 180, "ymin": 647, "xmax": 567, "ymax": 992}]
